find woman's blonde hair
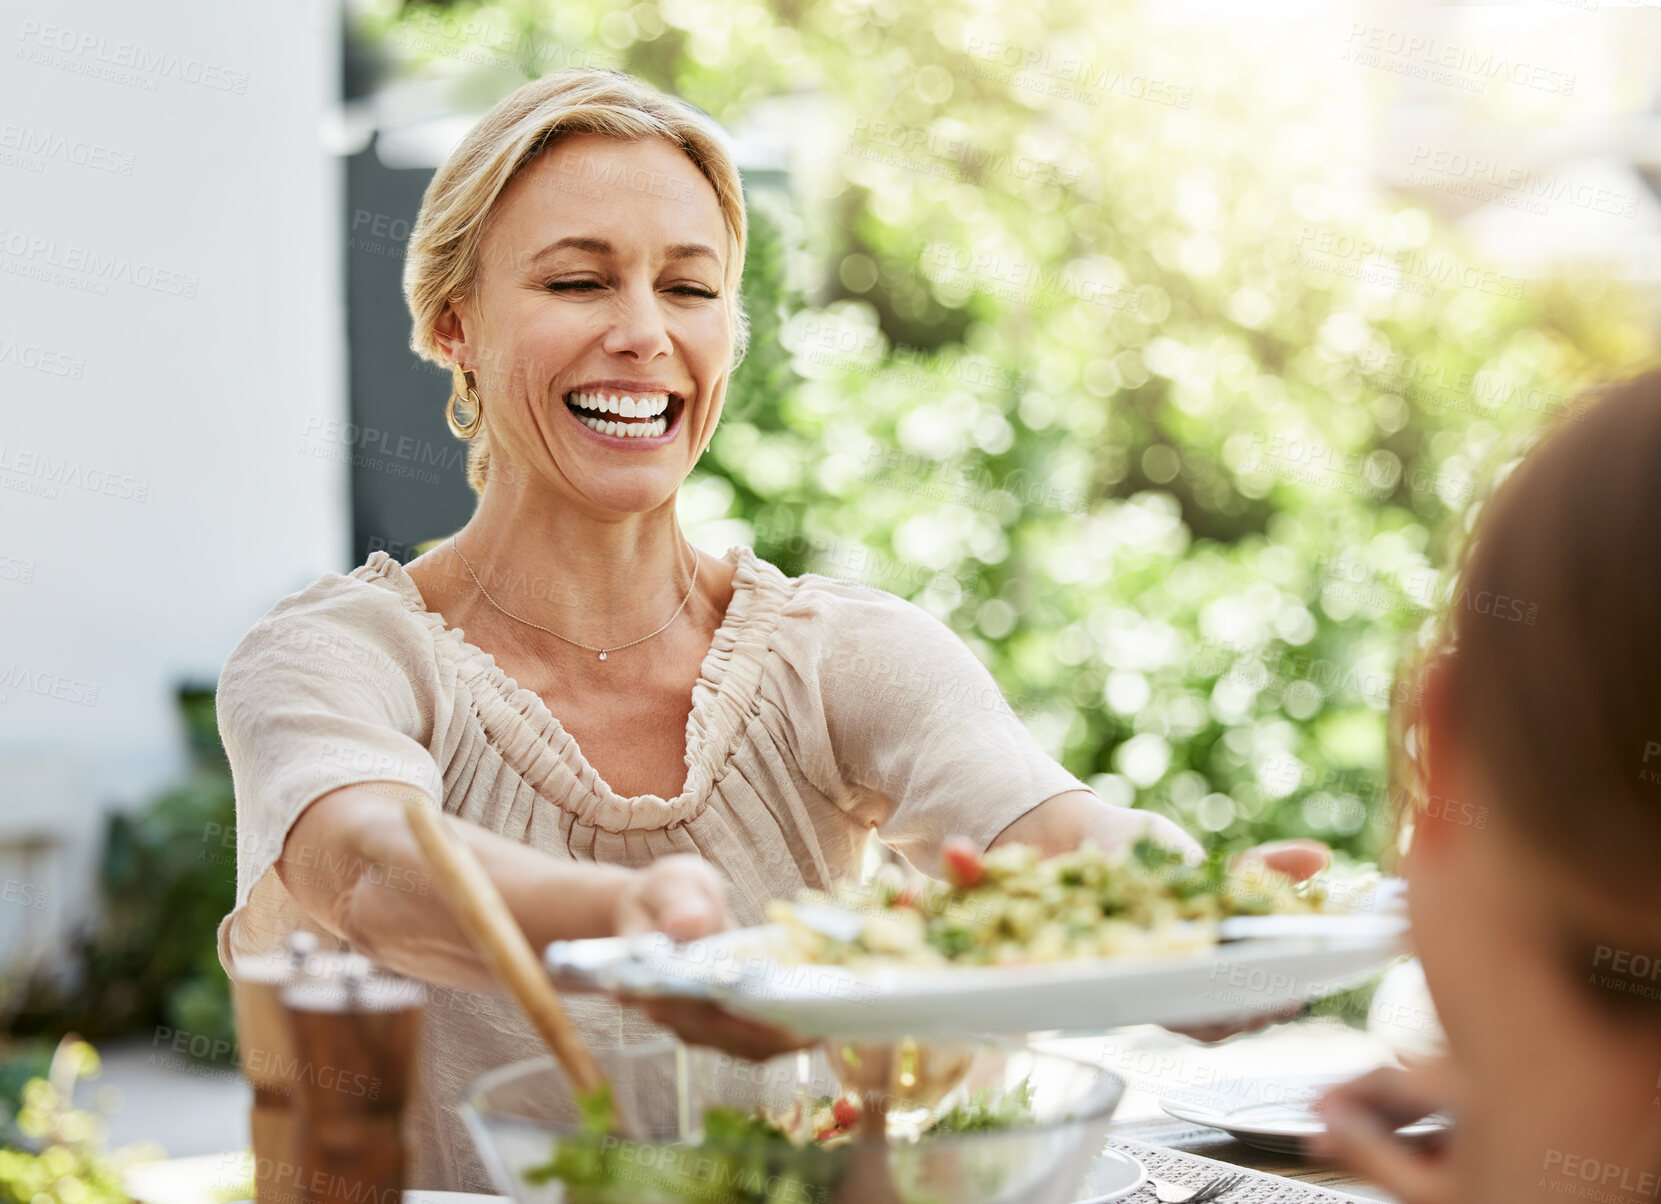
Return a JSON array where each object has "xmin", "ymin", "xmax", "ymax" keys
[{"xmin": 403, "ymin": 68, "xmax": 750, "ymax": 495}]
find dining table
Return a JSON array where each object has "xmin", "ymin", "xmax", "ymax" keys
[
  {"xmin": 1045, "ymin": 1013, "xmax": 1403, "ymax": 1202},
  {"xmin": 125, "ymin": 1015, "xmax": 1401, "ymax": 1204}
]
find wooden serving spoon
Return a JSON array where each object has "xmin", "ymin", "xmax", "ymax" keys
[{"xmin": 402, "ymin": 798, "xmax": 622, "ymax": 1130}]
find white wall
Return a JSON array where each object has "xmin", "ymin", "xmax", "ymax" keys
[{"xmin": 0, "ymin": 0, "xmax": 349, "ymax": 960}]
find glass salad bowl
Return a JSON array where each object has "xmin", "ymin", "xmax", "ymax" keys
[{"xmin": 462, "ymin": 1039, "xmax": 1125, "ymax": 1204}]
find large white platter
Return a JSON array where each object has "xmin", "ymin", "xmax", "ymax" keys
[{"xmin": 544, "ymin": 911, "xmax": 1410, "ymax": 1040}]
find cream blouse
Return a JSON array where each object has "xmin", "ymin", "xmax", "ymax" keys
[{"xmin": 214, "ymin": 545, "xmax": 1086, "ymax": 1190}]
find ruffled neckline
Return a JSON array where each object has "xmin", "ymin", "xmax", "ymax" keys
[{"xmin": 354, "ymin": 545, "xmax": 791, "ymax": 833}]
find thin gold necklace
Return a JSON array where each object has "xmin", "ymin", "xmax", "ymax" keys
[{"xmin": 450, "ymin": 536, "xmax": 699, "ymax": 662}]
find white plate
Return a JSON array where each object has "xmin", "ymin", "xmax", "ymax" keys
[
  {"xmin": 545, "ymin": 911, "xmax": 1409, "ymax": 1040},
  {"xmin": 1072, "ymin": 1147, "xmax": 1148, "ymax": 1202},
  {"xmin": 1161, "ymin": 1077, "xmax": 1449, "ymax": 1155}
]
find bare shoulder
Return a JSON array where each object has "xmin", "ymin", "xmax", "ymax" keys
[
  {"xmin": 693, "ymin": 545, "xmax": 739, "ymax": 626},
  {"xmin": 401, "ymin": 540, "xmax": 465, "ymax": 614}
]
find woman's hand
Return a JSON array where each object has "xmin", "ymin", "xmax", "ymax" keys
[
  {"xmin": 1233, "ymin": 837, "xmax": 1331, "ymax": 884},
  {"xmin": 990, "ymin": 791, "xmax": 1333, "ymax": 882},
  {"xmin": 1309, "ymin": 1063, "xmax": 1460, "ymax": 1204},
  {"xmin": 611, "ymin": 853, "xmax": 733, "ymax": 941},
  {"xmin": 609, "ymin": 855, "xmax": 816, "ymax": 1061}
]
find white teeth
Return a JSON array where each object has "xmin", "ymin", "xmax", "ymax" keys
[
  {"xmin": 567, "ymin": 390, "xmax": 671, "ymax": 419},
  {"xmin": 575, "ymin": 413, "xmax": 669, "ymax": 439}
]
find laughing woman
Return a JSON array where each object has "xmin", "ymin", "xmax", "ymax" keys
[{"xmin": 215, "ymin": 68, "xmax": 1323, "ymax": 1191}]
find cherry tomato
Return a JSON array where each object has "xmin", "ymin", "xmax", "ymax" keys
[
  {"xmin": 832, "ymin": 1097, "xmax": 861, "ymax": 1129},
  {"xmin": 942, "ymin": 836, "xmax": 984, "ymax": 888}
]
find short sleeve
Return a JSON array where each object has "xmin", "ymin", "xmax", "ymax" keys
[
  {"xmin": 214, "ymin": 573, "xmax": 446, "ymax": 976},
  {"xmin": 773, "ymin": 576, "xmax": 1089, "ymax": 873}
]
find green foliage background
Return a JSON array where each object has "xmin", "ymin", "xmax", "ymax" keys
[
  {"xmin": 359, "ymin": 0, "xmax": 1652, "ymax": 867},
  {"xmin": 5, "ymin": 690, "xmax": 236, "ymax": 1052}
]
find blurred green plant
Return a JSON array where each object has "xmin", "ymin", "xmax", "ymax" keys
[
  {"xmin": 0, "ymin": 1038, "xmax": 159, "ymax": 1204},
  {"xmin": 358, "ymin": 0, "xmax": 1653, "ymax": 872},
  {"xmin": 5, "ymin": 688, "xmax": 236, "ymax": 1051}
]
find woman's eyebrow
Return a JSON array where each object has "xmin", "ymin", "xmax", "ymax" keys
[{"xmin": 528, "ymin": 236, "xmax": 721, "ymax": 265}]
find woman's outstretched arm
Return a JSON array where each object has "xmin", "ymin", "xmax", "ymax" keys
[{"xmin": 276, "ymin": 781, "xmax": 729, "ymax": 992}]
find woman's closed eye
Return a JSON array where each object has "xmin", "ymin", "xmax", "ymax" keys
[{"xmin": 543, "ymin": 279, "xmax": 719, "ymax": 299}]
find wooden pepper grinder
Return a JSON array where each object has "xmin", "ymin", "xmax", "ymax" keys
[
  {"xmin": 232, "ymin": 932, "xmax": 321, "ymax": 1204},
  {"xmin": 281, "ymin": 949, "xmax": 425, "ymax": 1204}
]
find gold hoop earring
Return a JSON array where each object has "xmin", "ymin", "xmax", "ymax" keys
[{"xmin": 447, "ymin": 365, "xmax": 483, "ymax": 440}]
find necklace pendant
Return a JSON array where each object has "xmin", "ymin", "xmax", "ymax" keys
[{"xmin": 598, "ymin": 651, "xmax": 607, "ymax": 661}]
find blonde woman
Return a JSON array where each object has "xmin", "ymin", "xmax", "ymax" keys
[{"xmin": 216, "ymin": 68, "xmax": 1325, "ymax": 1190}]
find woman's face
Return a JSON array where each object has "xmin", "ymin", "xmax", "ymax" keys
[
  {"xmin": 1408, "ymin": 679, "xmax": 1661, "ymax": 1199},
  {"xmin": 442, "ymin": 133, "xmax": 734, "ymax": 517}
]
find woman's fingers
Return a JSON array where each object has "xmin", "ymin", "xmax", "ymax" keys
[
  {"xmin": 628, "ymin": 996, "xmax": 816, "ymax": 1062},
  {"xmin": 609, "ymin": 857, "xmax": 810, "ymax": 1061},
  {"xmin": 614, "ymin": 854, "xmax": 733, "ymax": 941},
  {"xmin": 1310, "ymin": 1096, "xmax": 1456, "ymax": 1204},
  {"xmin": 1315, "ymin": 1064, "xmax": 1449, "ymax": 1128},
  {"xmin": 1308, "ymin": 1065, "xmax": 1459, "ymax": 1204},
  {"xmin": 1168, "ymin": 1003, "xmax": 1303, "ymax": 1044},
  {"xmin": 1234, "ymin": 838, "xmax": 1332, "ymax": 883}
]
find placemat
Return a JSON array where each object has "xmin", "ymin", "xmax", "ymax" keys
[{"xmin": 1105, "ymin": 1137, "xmax": 1383, "ymax": 1203}]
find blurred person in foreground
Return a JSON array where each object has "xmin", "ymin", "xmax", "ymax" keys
[
  {"xmin": 215, "ymin": 68, "xmax": 1323, "ymax": 1190},
  {"xmin": 1314, "ymin": 371, "xmax": 1661, "ymax": 1202}
]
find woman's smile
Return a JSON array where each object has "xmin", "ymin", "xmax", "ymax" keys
[{"xmin": 562, "ymin": 382, "xmax": 688, "ymax": 446}]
